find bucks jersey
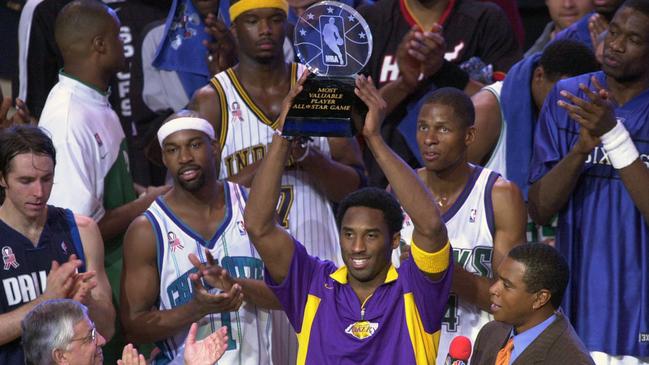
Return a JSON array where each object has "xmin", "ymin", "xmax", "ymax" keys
[
  {"xmin": 393, "ymin": 166, "xmax": 499, "ymax": 364},
  {"xmin": 143, "ymin": 181, "xmax": 271, "ymax": 365},
  {"xmin": 0, "ymin": 206, "xmax": 85, "ymax": 364},
  {"xmin": 209, "ymin": 63, "xmax": 341, "ymax": 263}
]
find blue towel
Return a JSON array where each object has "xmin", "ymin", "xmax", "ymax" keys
[
  {"xmin": 501, "ymin": 52, "xmax": 541, "ymax": 198},
  {"xmin": 397, "ymin": 92, "xmax": 431, "ymax": 167},
  {"xmin": 153, "ymin": 0, "xmax": 231, "ymax": 98},
  {"xmin": 553, "ymin": 12, "xmax": 594, "ymax": 50}
]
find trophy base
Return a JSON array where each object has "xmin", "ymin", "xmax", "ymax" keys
[{"xmin": 283, "ymin": 75, "xmax": 357, "ymax": 137}]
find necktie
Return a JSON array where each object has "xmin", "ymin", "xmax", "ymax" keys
[{"xmin": 495, "ymin": 338, "xmax": 514, "ymax": 365}]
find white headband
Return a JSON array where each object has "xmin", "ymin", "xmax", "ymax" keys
[{"xmin": 157, "ymin": 117, "xmax": 215, "ymax": 147}]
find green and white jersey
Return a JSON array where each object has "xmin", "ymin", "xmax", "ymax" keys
[{"xmin": 393, "ymin": 166, "xmax": 499, "ymax": 365}]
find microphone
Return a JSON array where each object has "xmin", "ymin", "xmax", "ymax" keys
[{"xmin": 445, "ymin": 336, "xmax": 472, "ymax": 365}]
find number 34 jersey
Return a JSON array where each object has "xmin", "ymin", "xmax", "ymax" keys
[
  {"xmin": 395, "ymin": 166, "xmax": 499, "ymax": 365},
  {"xmin": 144, "ymin": 181, "xmax": 271, "ymax": 365},
  {"xmin": 210, "ymin": 63, "xmax": 341, "ymax": 264}
]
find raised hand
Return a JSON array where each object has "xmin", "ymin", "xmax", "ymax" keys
[
  {"xmin": 42, "ymin": 254, "xmax": 83, "ymax": 300},
  {"xmin": 183, "ymin": 323, "xmax": 229, "ymax": 365},
  {"xmin": 204, "ymin": 13, "xmax": 238, "ymax": 75},
  {"xmin": 117, "ymin": 343, "xmax": 146, "ymax": 365},
  {"xmin": 354, "ymin": 75, "xmax": 387, "ymax": 138},
  {"xmin": 396, "ymin": 25, "xmax": 445, "ymax": 87},
  {"xmin": 277, "ymin": 69, "xmax": 311, "ymax": 129},
  {"xmin": 557, "ymin": 76, "xmax": 617, "ymax": 137}
]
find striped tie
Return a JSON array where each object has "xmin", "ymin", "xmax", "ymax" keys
[{"xmin": 495, "ymin": 338, "xmax": 514, "ymax": 365}]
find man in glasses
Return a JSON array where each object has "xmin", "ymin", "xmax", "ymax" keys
[{"xmin": 21, "ymin": 299, "xmax": 231, "ymax": 365}]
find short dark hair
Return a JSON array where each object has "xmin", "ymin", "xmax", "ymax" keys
[
  {"xmin": 336, "ymin": 187, "xmax": 404, "ymax": 235},
  {"xmin": 540, "ymin": 40, "xmax": 599, "ymax": 81},
  {"xmin": 421, "ymin": 87, "xmax": 475, "ymax": 128},
  {"xmin": 620, "ymin": 0, "xmax": 649, "ymax": 18},
  {"xmin": 0, "ymin": 126, "xmax": 56, "ymax": 203},
  {"xmin": 0, "ymin": 126, "xmax": 56, "ymax": 175},
  {"xmin": 508, "ymin": 243, "xmax": 569, "ymax": 309}
]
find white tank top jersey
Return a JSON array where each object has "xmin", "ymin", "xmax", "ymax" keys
[
  {"xmin": 143, "ymin": 181, "xmax": 271, "ymax": 365},
  {"xmin": 210, "ymin": 63, "xmax": 341, "ymax": 264},
  {"xmin": 392, "ymin": 166, "xmax": 499, "ymax": 365},
  {"xmin": 481, "ymin": 81, "xmax": 507, "ymax": 177}
]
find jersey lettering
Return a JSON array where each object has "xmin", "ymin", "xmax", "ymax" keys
[
  {"xmin": 379, "ymin": 55, "xmax": 400, "ymax": 83},
  {"xmin": 2, "ymin": 270, "xmax": 47, "ymax": 306},
  {"xmin": 444, "ymin": 42, "xmax": 465, "ymax": 62},
  {"xmin": 224, "ymin": 144, "xmax": 265, "ymax": 177}
]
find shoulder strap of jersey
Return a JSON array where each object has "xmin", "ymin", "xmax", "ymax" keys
[
  {"xmin": 483, "ymin": 169, "xmax": 501, "ymax": 237},
  {"xmin": 63, "ymin": 208, "xmax": 87, "ymax": 273},
  {"xmin": 209, "ymin": 73, "xmax": 230, "ymax": 149}
]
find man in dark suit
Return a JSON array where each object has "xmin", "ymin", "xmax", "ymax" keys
[{"xmin": 471, "ymin": 243, "xmax": 594, "ymax": 365}]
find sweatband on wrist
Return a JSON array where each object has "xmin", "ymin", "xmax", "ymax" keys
[
  {"xmin": 157, "ymin": 117, "xmax": 215, "ymax": 147},
  {"xmin": 600, "ymin": 120, "xmax": 639, "ymax": 169},
  {"xmin": 230, "ymin": 0, "xmax": 288, "ymax": 22},
  {"xmin": 410, "ymin": 240, "xmax": 450, "ymax": 274}
]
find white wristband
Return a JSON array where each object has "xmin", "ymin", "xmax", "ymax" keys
[{"xmin": 600, "ymin": 120, "xmax": 639, "ymax": 169}]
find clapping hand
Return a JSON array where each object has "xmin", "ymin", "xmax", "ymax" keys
[
  {"xmin": 188, "ymin": 250, "xmax": 243, "ymax": 314},
  {"xmin": 183, "ymin": 323, "xmax": 229, "ymax": 365}
]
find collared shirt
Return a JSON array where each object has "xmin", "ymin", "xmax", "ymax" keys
[
  {"xmin": 509, "ymin": 314, "xmax": 557, "ymax": 364},
  {"xmin": 266, "ymin": 240, "xmax": 453, "ymax": 365}
]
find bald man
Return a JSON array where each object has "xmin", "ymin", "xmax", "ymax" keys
[{"xmin": 38, "ymin": 0, "xmax": 170, "ymax": 362}]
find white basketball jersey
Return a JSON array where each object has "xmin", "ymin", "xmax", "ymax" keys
[
  {"xmin": 392, "ymin": 166, "xmax": 499, "ymax": 365},
  {"xmin": 210, "ymin": 64, "xmax": 341, "ymax": 263},
  {"xmin": 144, "ymin": 181, "xmax": 271, "ymax": 365},
  {"xmin": 482, "ymin": 81, "xmax": 507, "ymax": 177}
]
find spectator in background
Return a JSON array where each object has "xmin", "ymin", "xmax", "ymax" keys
[
  {"xmin": 469, "ymin": 39, "xmax": 599, "ymax": 195},
  {"xmin": 357, "ymin": 0, "xmax": 522, "ymax": 187},
  {"xmin": 529, "ymin": 1, "xmax": 649, "ymax": 363},
  {"xmin": 19, "ymin": 0, "xmax": 170, "ymax": 187},
  {"xmin": 553, "ymin": 0, "xmax": 624, "ymax": 50},
  {"xmin": 524, "ymin": 0, "xmax": 593, "ymax": 56},
  {"xmin": 470, "ymin": 244, "xmax": 595, "ymax": 365},
  {"xmin": 0, "ymin": 126, "xmax": 114, "ymax": 364},
  {"xmin": 469, "ymin": 40, "xmax": 598, "ymax": 245},
  {"xmin": 37, "ymin": 1, "xmax": 170, "ymax": 362}
]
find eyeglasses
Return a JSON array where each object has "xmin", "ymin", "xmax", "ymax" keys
[{"xmin": 69, "ymin": 327, "xmax": 97, "ymax": 345}]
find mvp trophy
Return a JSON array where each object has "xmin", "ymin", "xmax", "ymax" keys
[{"xmin": 283, "ymin": 1, "xmax": 373, "ymax": 137}]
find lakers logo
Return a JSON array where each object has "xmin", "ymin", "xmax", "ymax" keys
[{"xmin": 344, "ymin": 320, "xmax": 378, "ymax": 340}]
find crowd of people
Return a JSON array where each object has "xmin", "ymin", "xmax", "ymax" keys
[{"xmin": 0, "ymin": 0, "xmax": 648, "ymax": 364}]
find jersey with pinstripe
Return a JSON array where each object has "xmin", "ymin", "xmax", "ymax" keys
[
  {"xmin": 143, "ymin": 181, "xmax": 271, "ymax": 365},
  {"xmin": 392, "ymin": 166, "xmax": 499, "ymax": 365},
  {"xmin": 210, "ymin": 63, "xmax": 342, "ymax": 365},
  {"xmin": 209, "ymin": 63, "xmax": 341, "ymax": 263}
]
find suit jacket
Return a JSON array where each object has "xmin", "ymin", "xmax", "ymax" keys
[{"xmin": 471, "ymin": 312, "xmax": 595, "ymax": 365}]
